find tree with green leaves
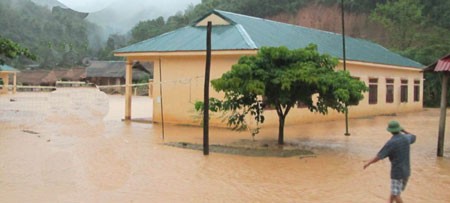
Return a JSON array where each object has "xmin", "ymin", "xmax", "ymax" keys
[
  {"xmin": 0, "ymin": 0, "xmax": 94, "ymax": 68},
  {"xmin": 200, "ymin": 45, "xmax": 367, "ymax": 145},
  {"xmin": 130, "ymin": 17, "xmax": 167, "ymax": 44},
  {"xmin": 370, "ymin": 0, "xmax": 426, "ymax": 50},
  {"xmin": 0, "ymin": 36, "xmax": 35, "ymax": 65}
]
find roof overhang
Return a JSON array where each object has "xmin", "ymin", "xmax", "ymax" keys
[
  {"xmin": 422, "ymin": 54, "xmax": 450, "ymax": 72},
  {"xmin": 114, "ymin": 49, "xmax": 258, "ymax": 57},
  {"xmin": 115, "ymin": 50, "xmax": 422, "ymax": 72},
  {"xmin": 343, "ymin": 60, "xmax": 423, "ymax": 72}
]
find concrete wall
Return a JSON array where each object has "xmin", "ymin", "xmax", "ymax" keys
[
  {"xmin": 125, "ymin": 52, "xmax": 423, "ymax": 128},
  {"xmin": 0, "ymin": 72, "xmax": 9, "ymax": 94}
]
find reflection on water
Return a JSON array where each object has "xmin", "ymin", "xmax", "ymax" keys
[{"xmin": 0, "ymin": 92, "xmax": 449, "ymax": 202}]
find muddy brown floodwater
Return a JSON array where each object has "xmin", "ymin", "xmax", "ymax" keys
[{"xmin": 1, "ymin": 90, "xmax": 450, "ymax": 202}]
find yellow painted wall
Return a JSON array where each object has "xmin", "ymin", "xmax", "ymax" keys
[
  {"xmin": 125, "ymin": 52, "xmax": 423, "ymax": 128},
  {"xmin": 0, "ymin": 72, "xmax": 9, "ymax": 94},
  {"xmin": 196, "ymin": 14, "xmax": 231, "ymax": 26}
]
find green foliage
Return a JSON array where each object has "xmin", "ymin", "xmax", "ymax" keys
[
  {"xmin": 368, "ymin": 0, "xmax": 450, "ymax": 107},
  {"xmin": 130, "ymin": 17, "xmax": 167, "ymax": 44},
  {"xmin": 97, "ymin": 34, "xmax": 127, "ymax": 60},
  {"xmin": 421, "ymin": 0, "xmax": 450, "ymax": 29},
  {"xmin": 370, "ymin": 0, "xmax": 425, "ymax": 50},
  {"xmin": 202, "ymin": 45, "xmax": 367, "ymax": 144},
  {"xmin": 0, "ymin": 0, "xmax": 96, "ymax": 68},
  {"xmin": 0, "ymin": 36, "xmax": 36, "ymax": 64}
]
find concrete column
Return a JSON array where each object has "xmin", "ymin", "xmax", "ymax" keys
[
  {"xmin": 148, "ymin": 79, "xmax": 153, "ymax": 98},
  {"xmin": 13, "ymin": 72, "xmax": 17, "ymax": 94},
  {"xmin": 3, "ymin": 74, "xmax": 9, "ymax": 94},
  {"xmin": 115, "ymin": 78, "xmax": 121, "ymax": 92},
  {"xmin": 125, "ymin": 60, "xmax": 133, "ymax": 120}
]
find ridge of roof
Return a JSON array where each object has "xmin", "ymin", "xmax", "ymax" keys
[
  {"xmin": 214, "ymin": 9, "xmax": 342, "ymax": 36},
  {"xmin": 192, "ymin": 9, "xmax": 236, "ymax": 26},
  {"xmin": 235, "ymin": 24, "xmax": 257, "ymax": 49}
]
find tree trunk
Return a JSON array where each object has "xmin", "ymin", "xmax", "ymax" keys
[
  {"xmin": 278, "ymin": 115, "xmax": 285, "ymax": 145},
  {"xmin": 276, "ymin": 104, "xmax": 293, "ymax": 145}
]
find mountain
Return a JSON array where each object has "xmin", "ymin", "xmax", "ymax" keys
[
  {"xmin": 30, "ymin": 0, "xmax": 65, "ymax": 8},
  {"xmin": 32, "ymin": 0, "xmax": 201, "ymax": 36}
]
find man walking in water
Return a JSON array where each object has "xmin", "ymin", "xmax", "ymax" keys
[{"xmin": 364, "ymin": 120, "xmax": 416, "ymax": 203}]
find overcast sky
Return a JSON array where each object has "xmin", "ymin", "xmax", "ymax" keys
[
  {"xmin": 57, "ymin": 0, "xmax": 201, "ymax": 13},
  {"xmin": 57, "ymin": 0, "xmax": 117, "ymax": 12},
  {"xmin": 54, "ymin": 0, "xmax": 202, "ymax": 35}
]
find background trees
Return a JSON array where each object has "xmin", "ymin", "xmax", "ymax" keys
[
  {"xmin": 1, "ymin": 0, "xmax": 448, "ymax": 106},
  {"xmin": 0, "ymin": 0, "xmax": 94, "ymax": 68},
  {"xmin": 0, "ymin": 36, "xmax": 35, "ymax": 65},
  {"xmin": 204, "ymin": 45, "xmax": 367, "ymax": 144}
]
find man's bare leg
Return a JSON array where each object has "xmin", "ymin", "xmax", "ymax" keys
[{"xmin": 389, "ymin": 194, "xmax": 403, "ymax": 203}]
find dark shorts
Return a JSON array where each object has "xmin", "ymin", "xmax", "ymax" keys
[{"xmin": 391, "ymin": 178, "xmax": 409, "ymax": 196}]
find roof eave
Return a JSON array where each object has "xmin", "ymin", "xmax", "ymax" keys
[
  {"xmin": 344, "ymin": 60, "xmax": 424, "ymax": 72},
  {"xmin": 114, "ymin": 49, "xmax": 258, "ymax": 57},
  {"xmin": 422, "ymin": 54, "xmax": 450, "ymax": 72}
]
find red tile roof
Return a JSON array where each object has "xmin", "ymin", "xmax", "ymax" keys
[
  {"xmin": 423, "ymin": 54, "xmax": 450, "ymax": 72},
  {"xmin": 435, "ymin": 58, "xmax": 450, "ymax": 72}
]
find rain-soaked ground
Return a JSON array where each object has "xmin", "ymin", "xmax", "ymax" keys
[{"xmin": 1, "ymin": 89, "xmax": 450, "ymax": 202}]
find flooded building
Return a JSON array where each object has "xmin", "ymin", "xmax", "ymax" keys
[
  {"xmin": 85, "ymin": 61, "xmax": 153, "ymax": 94},
  {"xmin": 0, "ymin": 64, "xmax": 19, "ymax": 94},
  {"xmin": 114, "ymin": 10, "xmax": 424, "ymax": 126}
]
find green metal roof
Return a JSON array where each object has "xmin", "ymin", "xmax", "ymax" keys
[
  {"xmin": 116, "ymin": 10, "xmax": 423, "ymax": 68},
  {"xmin": 0, "ymin": 64, "xmax": 19, "ymax": 72}
]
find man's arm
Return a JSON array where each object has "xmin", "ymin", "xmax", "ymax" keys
[
  {"xmin": 364, "ymin": 156, "xmax": 380, "ymax": 169},
  {"xmin": 401, "ymin": 129, "xmax": 416, "ymax": 144}
]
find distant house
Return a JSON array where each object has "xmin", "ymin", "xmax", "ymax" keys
[
  {"xmin": 15, "ymin": 68, "xmax": 87, "ymax": 91},
  {"xmin": 48, "ymin": 67, "xmax": 87, "ymax": 82},
  {"xmin": 0, "ymin": 64, "xmax": 19, "ymax": 94},
  {"xmin": 115, "ymin": 10, "xmax": 424, "ymax": 126},
  {"xmin": 62, "ymin": 67, "xmax": 87, "ymax": 81},
  {"xmin": 86, "ymin": 61, "xmax": 153, "ymax": 86},
  {"xmin": 17, "ymin": 69, "xmax": 54, "ymax": 86}
]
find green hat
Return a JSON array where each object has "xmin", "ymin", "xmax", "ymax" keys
[{"xmin": 387, "ymin": 120, "xmax": 403, "ymax": 133}]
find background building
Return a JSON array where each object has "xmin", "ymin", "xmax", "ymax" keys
[{"xmin": 115, "ymin": 10, "xmax": 423, "ymax": 126}]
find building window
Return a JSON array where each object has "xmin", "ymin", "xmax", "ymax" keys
[
  {"xmin": 369, "ymin": 78, "xmax": 378, "ymax": 105},
  {"xmin": 262, "ymin": 96, "xmax": 275, "ymax": 110},
  {"xmin": 414, "ymin": 80, "xmax": 420, "ymax": 102},
  {"xmin": 297, "ymin": 101, "xmax": 308, "ymax": 108},
  {"xmin": 386, "ymin": 78, "xmax": 394, "ymax": 103},
  {"xmin": 401, "ymin": 79, "xmax": 408, "ymax": 103}
]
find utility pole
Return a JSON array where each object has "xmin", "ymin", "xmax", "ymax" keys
[
  {"xmin": 437, "ymin": 73, "xmax": 448, "ymax": 157},
  {"xmin": 341, "ymin": 0, "xmax": 350, "ymax": 136},
  {"xmin": 203, "ymin": 21, "xmax": 212, "ymax": 155}
]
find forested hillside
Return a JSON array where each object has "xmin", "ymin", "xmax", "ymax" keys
[
  {"xmin": 128, "ymin": 0, "xmax": 449, "ymax": 65},
  {"xmin": 0, "ymin": 0, "xmax": 101, "ymax": 69},
  {"xmin": 0, "ymin": 0, "xmax": 449, "ymax": 105},
  {"xmin": 126, "ymin": 0, "xmax": 449, "ymax": 106}
]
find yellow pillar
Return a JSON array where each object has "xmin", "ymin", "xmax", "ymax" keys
[
  {"xmin": 3, "ymin": 74, "xmax": 9, "ymax": 94},
  {"xmin": 125, "ymin": 60, "xmax": 133, "ymax": 120},
  {"xmin": 148, "ymin": 79, "xmax": 153, "ymax": 98},
  {"xmin": 13, "ymin": 72, "xmax": 17, "ymax": 94}
]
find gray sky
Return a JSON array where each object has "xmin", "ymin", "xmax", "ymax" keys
[
  {"xmin": 55, "ymin": 0, "xmax": 202, "ymax": 35},
  {"xmin": 57, "ymin": 0, "xmax": 200, "ymax": 13},
  {"xmin": 57, "ymin": 0, "xmax": 117, "ymax": 12}
]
